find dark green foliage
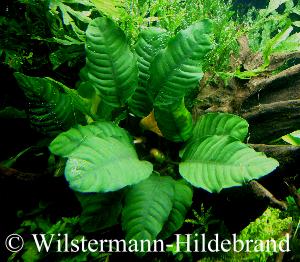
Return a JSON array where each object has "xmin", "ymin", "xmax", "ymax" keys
[
  {"xmin": 77, "ymin": 191, "xmax": 123, "ymax": 233},
  {"xmin": 14, "ymin": 73, "xmax": 86, "ymax": 135},
  {"xmin": 85, "ymin": 17, "xmax": 138, "ymax": 108},
  {"xmin": 128, "ymin": 27, "xmax": 170, "ymax": 117}
]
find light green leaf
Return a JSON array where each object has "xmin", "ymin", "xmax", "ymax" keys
[
  {"xmin": 85, "ymin": 17, "xmax": 138, "ymax": 107},
  {"xmin": 64, "ymin": 136, "xmax": 153, "ymax": 192},
  {"xmin": 91, "ymin": 0, "xmax": 125, "ymax": 19},
  {"xmin": 129, "ymin": 28, "xmax": 170, "ymax": 117},
  {"xmin": 149, "ymin": 19, "xmax": 212, "ymax": 106},
  {"xmin": 14, "ymin": 73, "xmax": 85, "ymax": 134},
  {"xmin": 293, "ymin": 21, "xmax": 300, "ymax": 27},
  {"xmin": 267, "ymin": 0, "xmax": 289, "ymax": 13},
  {"xmin": 159, "ymin": 180, "xmax": 193, "ymax": 239},
  {"xmin": 179, "ymin": 135, "xmax": 279, "ymax": 193},
  {"xmin": 49, "ymin": 121, "xmax": 132, "ymax": 157},
  {"xmin": 272, "ymin": 33, "xmax": 300, "ymax": 53},
  {"xmin": 154, "ymin": 100, "xmax": 193, "ymax": 142},
  {"xmin": 293, "ymin": 4, "xmax": 300, "ymax": 15},
  {"xmin": 76, "ymin": 191, "xmax": 123, "ymax": 233},
  {"xmin": 122, "ymin": 175, "xmax": 174, "ymax": 250},
  {"xmin": 192, "ymin": 113, "xmax": 249, "ymax": 142},
  {"xmin": 282, "ymin": 130, "xmax": 300, "ymax": 145}
]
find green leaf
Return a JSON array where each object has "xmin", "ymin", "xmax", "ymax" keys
[
  {"xmin": 272, "ymin": 33, "xmax": 300, "ymax": 53},
  {"xmin": 293, "ymin": 21, "xmax": 300, "ymax": 27},
  {"xmin": 122, "ymin": 175, "xmax": 174, "ymax": 250},
  {"xmin": 49, "ymin": 0, "xmax": 93, "ymax": 41},
  {"xmin": 282, "ymin": 130, "xmax": 300, "ymax": 145},
  {"xmin": 64, "ymin": 136, "xmax": 152, "ymax": 192},
  {"xmin": 0, "ymin": 107, "xmax": 26, "ymax": 119},
  {"xmin": 159, "ymin": 180, "xmax": 193, "ymax": 239},
  {"xmin": 192, "ymin": 113, "xmax": 249, "ymax": 142},
  {"xmin": 293, "ymin": 3, "xmax": 300, "ymax": 15},
  {"xmin": 91, "ymin": 0, "xmax": 125, "ymax": 19},
  {"xmin": 154, "ymin": 100, "xmax": 193, "ymax": 142},
  {"xmin": 85, "ymin": 17, "xmax": 138, "ymax": 107},
  {"xmin": 76, "ymin": 191, "xmax": 123, "ymax": 233},
  {"xmin": 128, "ymin": 28, "xmax": 170, "ymax": 117},
  {"xmin": 45, "ymin": 77, "xmax": 95, "ymax": 119},
  {"xmin": 49, "ymin": 45, "xmax": 84, "ymax": 70},
  {"xmin": 149, "ymin": 19, "xmax": 212, "ymax": 106},
  {"xmin": 77, "ymin": 66, "xmax": 96, "ymax": 99},
  {"xmin": 14, "ymin": 73, "xmax": 85, "ymax": 135},
  {"xmin": 179, "ymin": 135, "xmax": 279, "ymax": 193},
  {"xmin": 49, "ymin": 121, "xmax": 132, "ymax": 157},
  {"xmin": 267, "ymin": 0, "xmax": 289, "ymax": 14}
]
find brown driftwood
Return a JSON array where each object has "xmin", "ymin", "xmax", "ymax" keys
[
  {"xmin": 194, "ymin": 63, "xmax": 300, "ymax": 143},
  {"xmin": 193, "ymin": 37, "xmax": 300, "ymax": 206},
  {"xmin": 286, "ymin": 183, "xmax": 300, "ymax": 209},
  {"xmin": 0, "ymin": 165, "xmax": 45, "ymax": 181},
  {"xmin": 194, "ymin": 34, "xmax": 300, "ymax": 144},
  {"xmin": 249, "ymin": 180, "xmax": 287, "ymax": 210}
]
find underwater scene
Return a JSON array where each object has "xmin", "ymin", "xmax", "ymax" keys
[{"xmin": 0, "ymin": 0, "xmax": 299, "ymax": 261}]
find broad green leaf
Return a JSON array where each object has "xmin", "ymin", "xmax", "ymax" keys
[
  {"xmin": 179, "ymin": 135, "xmax": 279, "ymax": 193},
  {"xmin": 192, "ymin": 113, "xmax": 249, "ymax": 142},
  {"xmin": 85, "ymin": 17, "xmax": 138, "ymax": 107},
  {"xmin": 77, "ymin": 66, "xmax": 96, "ymax": 99},
  {"xmin": 154, "ymin": 100, "xmax": 193, "ymax": 142},
  {"xmin": 49, "ymin": 121, "xmax": 132, "ymax": 157},
  {"xmin": 76, "ymin": 191, "xmax": 123, "ymax": 233},
  {"xmin": 45, "ymin": 77, "xmax": 95, "ymax": 119},
  {"xmin": 64, "ymin": 136, "xmax": 153, "ymax": 192},
  {"xmin": 149, "ymin": 19, "xmax": 212, "ymax": 106},
  {"xmin": 129, "ymin": 28, "xmax": 170, "ymax": 117},
  {"xmin": 122, "ymin": 175, "xmax": 174, "ymax": 250},
  {"xmin": 128, "ymin": 86, "xmax": 153, "ymax": 118},
  {"xmin": 14, "ymin": 73, "xmax": 85, "ymax": 135},
  {"xmin": 159, "ymin": 180, "xmax": 193, "ymax": 239},
  {"xmin": 91, "ymin": 0, "xmax": 125, "ymax": 19}
]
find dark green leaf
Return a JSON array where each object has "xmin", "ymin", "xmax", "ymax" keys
[
  {"xmin": 85, "ymin": 17, "xmax": 138, "ymax": 107},
  {"xmin": 159, "ymin": 180, "xmax": 193, "ymax": 239},
  {"xmin": 122, "ymin": 175, "xmax": 175, "ymax": 250},
  {"xmin": 14, "ymin": 73, "xmax": 85, "ymax": 135},
  {"xmin": 154, "ymin": 100, "xmax": 193, "ymax": 142},
  {"xmin": 129, "ymin": 28, "xmax": 170, "ymax": 117},
  {"xmin": 149, "ymin": 19, "xmax": 213, "ymax": 106},
  {"xmin": 76, "ymin": 191, "xmax": 123, "ymax": 233}
]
